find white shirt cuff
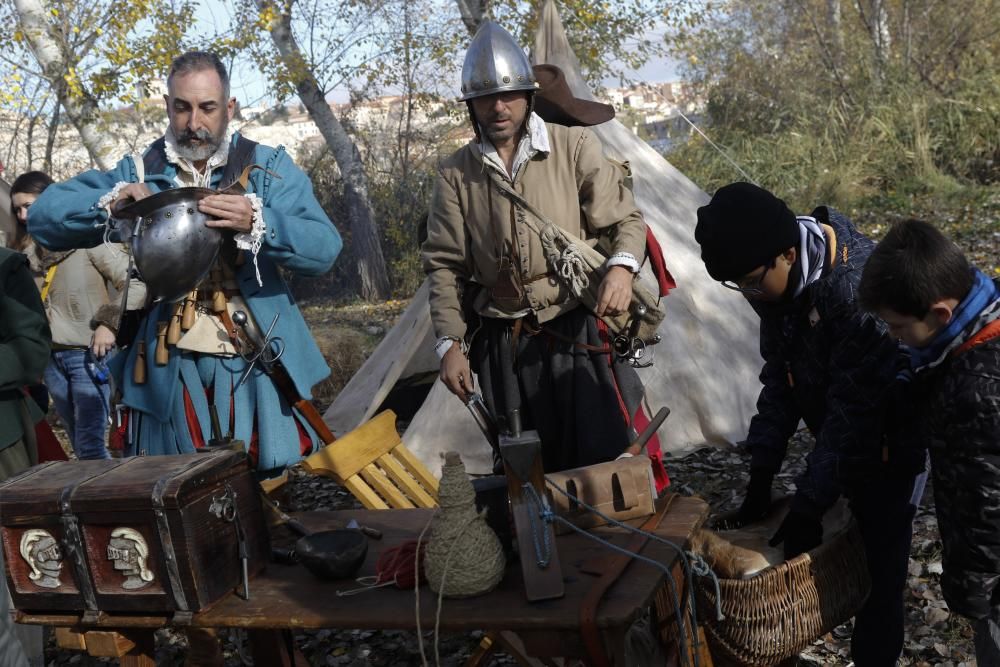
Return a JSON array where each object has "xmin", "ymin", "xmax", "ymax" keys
[
  {"xmin": 605, "ymin": 252, "xmax": 640, "ymax": 273},
  {"xmin": 435, "ymin": 337, "xmax": 466, "ymax": 359}
]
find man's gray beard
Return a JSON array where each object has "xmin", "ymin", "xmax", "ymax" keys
[{"xmin": 176, "ymin": 124, "xmax": 228, "ymax": 162}]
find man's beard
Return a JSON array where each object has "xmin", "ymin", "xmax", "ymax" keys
[{"xmin": 175, "ymin": 123, "xmax": 228, "ymax": 162}]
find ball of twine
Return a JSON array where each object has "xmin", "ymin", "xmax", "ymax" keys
[{"xmin": 423, "ymin": 451, "xmax": 506, "ymax": 598}]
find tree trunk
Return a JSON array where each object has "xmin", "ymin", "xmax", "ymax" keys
[
  {"xmin": 455, "ymin": 0, "xmax": 489, "ymax": 36},
  {"xmin": 14, "ymin": 0, "xmax": 111, "ymax": 170},
  {"xmin": 254, "ymin": 0, "xmax": 390, "ymax": 301},
  {"xmin": 44, "ymin": 94, "xmax": 61, "ymax": 174},
  {"xmin": 865, "ymin": 0, "xmax": 892, "ymax": 85},
  {"xmin": 826, "ymin": 0, "xmax": 845, "ymax": 74}
]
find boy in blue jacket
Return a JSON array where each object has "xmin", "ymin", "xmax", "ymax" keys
[
  {"xmin": 860, "ymin": 219, "xmax": 1000, "ymax": 665},
  {"xmin": 695, "ymin": 182, "xmax": 926, "ymax": 665}
]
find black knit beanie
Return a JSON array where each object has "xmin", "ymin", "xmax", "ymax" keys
[{"xmin": 695, "ymin": 182, "xmax": 799, "ymax": 282}]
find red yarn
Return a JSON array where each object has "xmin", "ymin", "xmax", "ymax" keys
[{"xmin": 375, "ymin": 540, "xmax": 426, "ymax": 589}]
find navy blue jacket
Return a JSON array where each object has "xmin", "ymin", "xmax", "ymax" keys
[{"xmin": 746, "ymin": 207, "xmax": 899, "ymax": 517}]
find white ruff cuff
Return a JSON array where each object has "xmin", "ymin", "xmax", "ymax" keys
[
  {"xmin": 235, "ymin": 193, "xmax": 266, "ymax": 287},
  {"xmin": 97, "ymin": 181, "xmax": 130, "ymax": 223}
]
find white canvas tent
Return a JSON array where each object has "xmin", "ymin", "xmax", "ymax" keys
[{"xmin": 323, "ymin": 2, "xmax": 765, "ymax": 474}]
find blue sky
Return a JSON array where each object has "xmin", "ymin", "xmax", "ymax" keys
[{"xmin": 193, "ymin": 2, "xmax": 680, "ymax": 107}]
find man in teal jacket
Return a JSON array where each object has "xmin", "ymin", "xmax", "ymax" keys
[{"xmin": 28, "ymin": 51, "xmax": 342, "ymax": 477}]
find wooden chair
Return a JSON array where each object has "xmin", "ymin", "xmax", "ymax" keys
[{"xmin": 302, "ymin": 410, "xmax": 438, "ymax": 509}]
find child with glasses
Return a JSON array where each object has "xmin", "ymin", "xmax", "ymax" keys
[
  {"xmin": 859, "ymin": 219, "xmax": 1000, "ymax": 665},
  {"xmin": 695, "ymin": 182, "xmax": 926, "ymax": 666}
]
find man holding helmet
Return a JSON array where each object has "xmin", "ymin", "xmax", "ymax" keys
[
  {"xmin": 422, "ymin": 22, "xmax": 667, "ymax": 487},
  {"xmin": 28, "ymin": 51, "xmax": 341, "ymax": 478}
]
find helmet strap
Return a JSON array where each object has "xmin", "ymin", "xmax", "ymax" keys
[{"xmin": 466, "ymin": 101, "xmax": 482, "ymax": 143}]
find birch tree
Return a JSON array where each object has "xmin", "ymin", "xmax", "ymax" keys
[
  {"xmin": 13, "ymin": 0, "xmax": 112, "ymax": 169},
  {"xmin": 250, "ymin": 0, "xmax": 390, "ymax": 301}
]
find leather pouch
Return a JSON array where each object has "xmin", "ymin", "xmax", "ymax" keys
[
  {"xmin": 546, "ymin": 456, "xmax": 656, "ymax": 534},
  {"xmin": 490, "ymin": 257, "xmax": 526, "ymax": 311}
]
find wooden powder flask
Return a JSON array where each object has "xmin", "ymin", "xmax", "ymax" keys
[
  {"xmin": 166, "ymin": 304, "xmax": 183, "ymax": 346},
  {"xmin": 500, "ymin": 432, "xmax": 565, "ymax": 602},
  {"xmin": 154, "ymin": 323, "xmax": 169, "ymax": 366},
  {"xmin": 133, "ymin": 341, "xmax": 147, "ymax": 385},
  {"xmin": 210, "ymin": 265, "xmax": 227, "ymax": 314},
  {"xmin": 181, "ymin": 291, "xmax": 198, "ymax": 331}
]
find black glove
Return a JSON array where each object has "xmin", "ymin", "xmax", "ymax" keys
[
  {"xmin": 769, "ymin": 510, "xmax": 823, "ymax": 560},
  {"xmin": 736, "ymin": 467, "xmax": 774, "ymax": 526}
]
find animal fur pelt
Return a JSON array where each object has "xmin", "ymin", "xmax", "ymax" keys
[{"xmin": 691, "ymin": 497, "xmax": 853, "ymax": 579}]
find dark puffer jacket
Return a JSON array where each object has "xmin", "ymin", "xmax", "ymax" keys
[
  {"xmin": 745, "ymin": 207, "xmax": 903, "ymax": 517},
  {"xmin": 917, "ymin": 330, "xmax": 1000, "ymax": 619}
]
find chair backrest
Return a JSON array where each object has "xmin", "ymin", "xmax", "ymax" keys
[{"xmin": 302, "ymin": 410, "xmax": 439, "ymax": 509}]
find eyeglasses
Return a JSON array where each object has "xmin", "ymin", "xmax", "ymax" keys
[{"xmin": 721, "ymin": 261, "xmax": 774, "ymax": 297}]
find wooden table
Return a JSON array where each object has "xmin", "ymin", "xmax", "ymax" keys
[{"xmin": 17, "ymin": 495, "xmax": 709, "ymax": 666}]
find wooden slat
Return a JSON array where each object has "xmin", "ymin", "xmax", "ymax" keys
[
  {"xmin": 84, "ymin": 630, "xmax": 136, "ymax": 657},
  {"xmin": 359, "ymin": 464, "xmax": 415, "ymax": 509},
  {"xmin": 302, "ymin": 411, "xmax": 401, "ymax": 480},
  {"xmin": 342, "ymin": 476, "xmax": 390, "ymax": 510},
  {"xmin": 391, "ymin": 443, "xmax": 440, "ymax": 498},
  {"xmin": 54, "ymin": 627, "xmax": 87, "ymax": 651},
  {"xmin": 376, "ymin": 454, "xmax": 437, "ymax": 508},
  {"xmin": 259, "ymin": 471, "xmax": 288, "ymax": 496}
]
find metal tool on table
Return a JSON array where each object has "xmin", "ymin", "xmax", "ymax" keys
[
  {"xmin": 493, "ymin": 326, "xmax": 565, "ymax": 601},
  {"xmin": 261, "ymin": 494, "xmax": 381, "ymax": 580},
  {"xmin": 231, "ymin": 310, "xmax": 337, "ymax": 446}
]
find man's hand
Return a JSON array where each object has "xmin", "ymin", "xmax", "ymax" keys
[
  {"xmin": 596, "ymin": 265, "xmax": 634, "ymax": 317},
  {"xmin": 440, "ymin": 343, "xmax": 473, "ymax": 401},
  {"xmin": 91, "ymin": 324, "xmax": 116, "ymax": 359},
  {"xmin": 111, "ymin": 183, "xmax": 153, "ymax": 215},
  {"xmin": 200, "ymin": 194, "xmax": 254, "ymax": 233}
]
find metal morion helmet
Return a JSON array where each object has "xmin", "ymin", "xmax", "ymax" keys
[{"xmin": 460, "ymin": 21, "xmax": 537, "ymax": 101}]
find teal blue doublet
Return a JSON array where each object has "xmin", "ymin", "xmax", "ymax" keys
[{"xmin": 28, "ymin": 133, "xmax": 342, "ymax": 473}]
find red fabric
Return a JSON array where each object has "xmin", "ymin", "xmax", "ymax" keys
[
  {"xmin": 955, "ymin": 319, "xmax": 1000, "ymax": 357},
  {"xmin": 374, "ymin": 540, "xmax": 427, "ymax": 589},
  {"xmin": 595, "ymin": 320, "xmax": 670, "ymax": 492},
  {"xmin": 35, "ymin": 419, "xmax": 68, "ymax": 462},
  {"xmin": 108, "ymin": 411, "xmax": 127, "ymax": 452},
  {"xmin": 645, "ymin": 226, "xmax": 676, "ymax": 297}
]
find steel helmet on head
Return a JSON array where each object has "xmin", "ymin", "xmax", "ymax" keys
[{"xmin": 460, "ymin": 21, "xmax": 537, "ymax": 101}]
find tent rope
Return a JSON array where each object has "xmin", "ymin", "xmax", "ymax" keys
[{"xmin": 556, "ymin": 3, "xmax": 757, "ymax": 185}]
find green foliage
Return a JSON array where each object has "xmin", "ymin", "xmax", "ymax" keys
[{"xmin": 667, "ymin": 0, "xmax": 1000, "ymax": 211}]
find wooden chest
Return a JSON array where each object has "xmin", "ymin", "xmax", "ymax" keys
[{"xmin": 0, "ymin": 451, "xmax": 269, "ymax": 621}]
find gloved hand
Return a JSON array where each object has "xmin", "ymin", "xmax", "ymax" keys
[
  {"xmin": 714, "ymin": 467, "xmax": 774, "ymax": 529},
  {"xmin": 737, "ymin": 467, "xmax": 774, "ymax": 525},
  {"xmin": 769, "ymin": 510, "xmax": 823, "ymax": 560}
]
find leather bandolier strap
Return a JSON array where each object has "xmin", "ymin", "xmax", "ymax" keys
[{"xmin": 579, "ymin": 493, "xmax": 677, "ymax": 667}]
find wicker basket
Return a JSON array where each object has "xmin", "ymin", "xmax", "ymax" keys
[{"xmin": 690, "ymin": 520, "xmax": 870, "ymax": 666}]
